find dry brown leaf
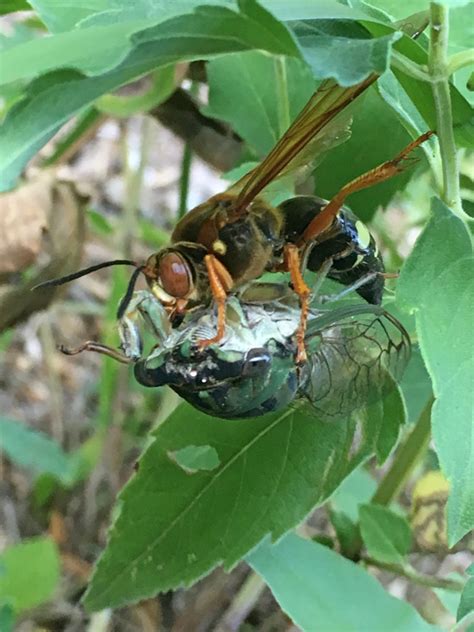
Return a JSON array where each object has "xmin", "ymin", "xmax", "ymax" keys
[
  {"xmin": 0, "ymin": 177, "xmax": 51, "ymax": 272},
  {"xmin": 0, "ymin": 170, "xmax": 86, "ymax": 331}
]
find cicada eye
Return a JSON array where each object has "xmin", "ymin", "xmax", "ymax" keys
[
  {"xmin": 158, "ymin": 252, "xmax": 192, "ymax": 298},
  {"xmin": 242, "ymin": 348, "xmax": 271, "ymax": 378}
]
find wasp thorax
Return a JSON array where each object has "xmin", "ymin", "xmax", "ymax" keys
[{"xmin": 154, "ymin": 251, "xmax": 193, "ymax": 299}]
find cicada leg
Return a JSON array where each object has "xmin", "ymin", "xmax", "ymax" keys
[
  {"xmin": 60, "ymin": 291, "xmax": 170, "ymax": 364},
  {"xmin": 118, "ymin": 290, "xmax": 171, "ymax": 360},
  {"xmin": 317, "ymin": 271, "xmax": 399, "ymax": 304},
  {"xmin": 59, "ymin": 341, "xmax": 133, "ymax": 364}
]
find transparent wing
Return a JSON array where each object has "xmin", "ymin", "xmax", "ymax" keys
[
  {"xmin": 230, "ymin": 75, "xmax": 376, "ymax": 211},
  {"xmin": 303, "ymin": 307, "xmax": 410, "ymax": 421}
]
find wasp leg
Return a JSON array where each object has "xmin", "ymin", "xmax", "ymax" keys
[
  {"xmin": 284, "ymin": 244, "xmax": 311, "ymax": 364},
  {"xmin": 198, "ymin": 254, "xmax": 234, "ymax": 349},
  {"xmin": 299, "ymin": 131, "xmax": 434, "ymax": 243},
  {"xmin": 59, "ymin": 341, "xmax": 133, "ymax": 364}
]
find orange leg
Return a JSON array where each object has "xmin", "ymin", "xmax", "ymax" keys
[
  {"xmin": 299, "ymin": 131, "xmax": 434, "ymax": 244},
  {"xmin": 284, "ymin": 244, "xmax": 311, "ymax": 364},
  {"xmin": 198, "ymin": 254, "xmax": 234, "ymax": 349}
]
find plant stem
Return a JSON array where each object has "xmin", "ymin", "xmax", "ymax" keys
[
  {"xmin": 391, "ymin": 51, "xmax": 431, "ymax": 83},
  {"xmin": 372, "ymin": 398, "xmax": 433, "ymax": 506},
  {"xmin": 275, "ymin": 55, "xmax": 290, "ymax": 136},
  {"xmin": 428, "ymin": 2, "xmax": 465, "ymax": 217},
  {"xmin": 178, "ymin": 141, "xmax": 193, "ymax": 219},
  {"xmin": 447, "ymin": 49, "xmax": 474, "ymax": 76},
  {"xmin": 215, "ymin": 571, "xmax": 266, "ymax": 632},
  {"xmin": 363, "ymin": 557, "xmax": 464, "ymax": 592},
  {"xmin": 178, "ymin": 81, "xmax": 198, "ymax": 219}
]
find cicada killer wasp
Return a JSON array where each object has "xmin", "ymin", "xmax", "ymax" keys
[{"xmin": 37, "ymin": 64, "xmax": 433, "ymax": 364}]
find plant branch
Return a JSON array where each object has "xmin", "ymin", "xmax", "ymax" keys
[
  {"xmin": 428, "ymin": 2, "xmax": 465, "ymax": 217},
  {"xmin": 372, "ymin": 398, "xmax": 433, "ymax": 506},
  {"xmin": 447, "ymin": 49, "xmax": 474, "ymax": 76},
  {"xmin": 363, "ymin": 557, "xmax": 464, "ymax": 592},
  {"xmin": 391, "ymin": 51, "xmax": 431, "ymax": 82}
]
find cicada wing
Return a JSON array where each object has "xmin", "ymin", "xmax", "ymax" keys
[
  {"xmin": 231, "ymin": 75, "xmax": 376, "ymax": 212},
  {"xmin": 302, "ymin": 309, "xmax": 410, "ymax": 421}
]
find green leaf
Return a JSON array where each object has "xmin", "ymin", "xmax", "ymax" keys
[
  {"xmin": 168, "ymin": 445, "xmax": 220, "ymax": 473},
  {"xmin": 205, "ymin": 51, "xmax": 316, "ymax": 156},
  {"xmin": 0, "ymin": 604, "xmax": 14, "ymax": 632},
  {"xmin": 247, "ymin": 532, "xmax": 437, "ymax": 632},
  {"xmin": 458, "ymin": 564, "xmax": 474, "ymax": 622},
  {"xmin": 84, "ymin": 399, "xmax": 396, "ymax": 611},
  {"xmin": 0, "ymin": 418, "xmax": 76, "ymax": 484},
  {"xmin": 397, "ymin": 198, "xmax": 474, "ymax": 545},
  {"xmin": 28, "ymin": 0, "xmax": 111, "ymax": 32},
  {"xmin": 314, "ymin": 87, "xmax": 415, "ymax": 220},
  {"xmin": 449, "ymin": 5, "xmax": 474, "ymax": 104},
  {"xmin": 329, "ymin": 509, "xmax": 360, "ymax": 556},
  {"xmin": 0, "ymin": 0, "xmax": 31, "ymax": 16},
  {"xmin": 0, "ymin": 537, "xmax": 60, "ymax": 613},
  {"xmin": 400, "ymin": 346, "xmax": 433, "ymax": 425},
  {"xmin": 364, "ymin": 18, "xmax": 474, "ymax": 149},
  {"xmin": 292, "ymin": 19, "xmax": 398, "ymax": 86},
  {"xmin": 359, "ymin": 503, "xmax": 412, "ymax": 564},
  {"xmin": 377, "ymin": 70, "xmax": 437, "ymax": 145},
  {"xmin": 0, "ymin": 1, "xmax": 300, "ymax": 192},
  {"xmin": 371, "ymin": 381, "xmax": 406, "ymax": 463},
  {"xmin": 0, "ymin": 19, "xmax": 159, "ymax": 85},
  {"xmin": 331, "ymin": 467, "xmax": 377, "ymax": 521}
]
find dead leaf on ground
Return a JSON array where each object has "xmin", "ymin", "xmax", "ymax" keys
[{"xmin": 0, "ymin": 171, "xmax": 86, "ymax": 332}]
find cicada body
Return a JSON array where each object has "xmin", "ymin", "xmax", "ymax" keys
[{"xmin": 133, "ymin": 291, "xmax": 410, "ymax": 420}]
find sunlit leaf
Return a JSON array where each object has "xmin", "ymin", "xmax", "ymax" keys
[
  {"xmin": 84, "ymin": 399, "xmax": 399, "ymax": 611},
  {"xmin": 247, "ymin": 533, "xmax": 437, "ymax": 631},
  {"xmin": 0, "ymin": 538, "xmax": 60, "ymax": 613},
  {"xmin": 397, "ymin": 198, "xmax": 474, "ymax": 545}
]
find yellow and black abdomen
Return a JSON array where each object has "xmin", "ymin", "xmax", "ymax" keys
[{"xmin": 280, "ymin": 195, "xmax": 385, "ymax": 305}]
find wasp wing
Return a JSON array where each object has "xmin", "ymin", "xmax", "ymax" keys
[
  {"xmin": 303, "ymin": 306, "xmax": 410, "ymax": 421},
  {"xmin": 230, "ymin": 75, "xmax": 377, "ymax": 212}
]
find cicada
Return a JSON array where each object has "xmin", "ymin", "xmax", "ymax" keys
[{"xmin": 122, "ymin": 286, "xmax": 410, "ymax": 419}]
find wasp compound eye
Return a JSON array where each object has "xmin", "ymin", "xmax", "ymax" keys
[
  {"xmin": 241, "ymin": 348, "xmax": 272, "ymax": 378},
  {"xmin": 158, "ymin": 252, "xmax": 193, "ymax": 299}
]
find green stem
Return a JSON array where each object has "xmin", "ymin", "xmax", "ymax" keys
[
  {"xmin": 274, "ymin": 55, "xmax": 290, "ymax": 136},
  {"xmin": 178, "ymin": 82, "xmax": 198, "ymax": 219},
  {"xmin": 363, "ymin": 557, "xmax": 464, "ymax": 592},
  {"xmin": 178, "ymin": 141, "xmax": 193, "ymax": 219},
  {"xmin": 447, "ymin": 49, "xmax": 474, "ymax": 76},
  {"xmin": 372, "ymin": 398, "xmax": 433, "ymax": 506},
  {"xmin": 391, "ymin": 51, "xmax": 431, "ymax": 83},
  {"xmin": 428, "ymin": 2, "xmax": 465, "ymax": 218}
]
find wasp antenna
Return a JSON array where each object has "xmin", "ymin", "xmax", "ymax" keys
[
  {"xmin": 32, "ymin": 259, "xmax": 138, "ymax": 291},
  {"xmin": 117, "ymin": 266, "xmax": 144, "ymax": 320}
]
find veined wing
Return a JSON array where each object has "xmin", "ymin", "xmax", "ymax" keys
[
  {"xmin": 231, "ymin": 75, "xmax": 377, "ymax": 212},
  {"xmin": 303, "ymin": 305, "xmax": 410, "ymax": 421}
]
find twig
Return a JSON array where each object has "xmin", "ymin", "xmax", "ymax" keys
[
  {"xmin": 363, "ymin": 556, "xmax": 464, "ymax": 592},
  {"xmin": 215, "ymin": 571, "xmax": 267, "ymax": 632}
]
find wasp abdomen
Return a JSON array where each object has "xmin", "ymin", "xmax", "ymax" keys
[{"xmin": 279, "ymin": 196, "xmax": 384, "ymax": 305}]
